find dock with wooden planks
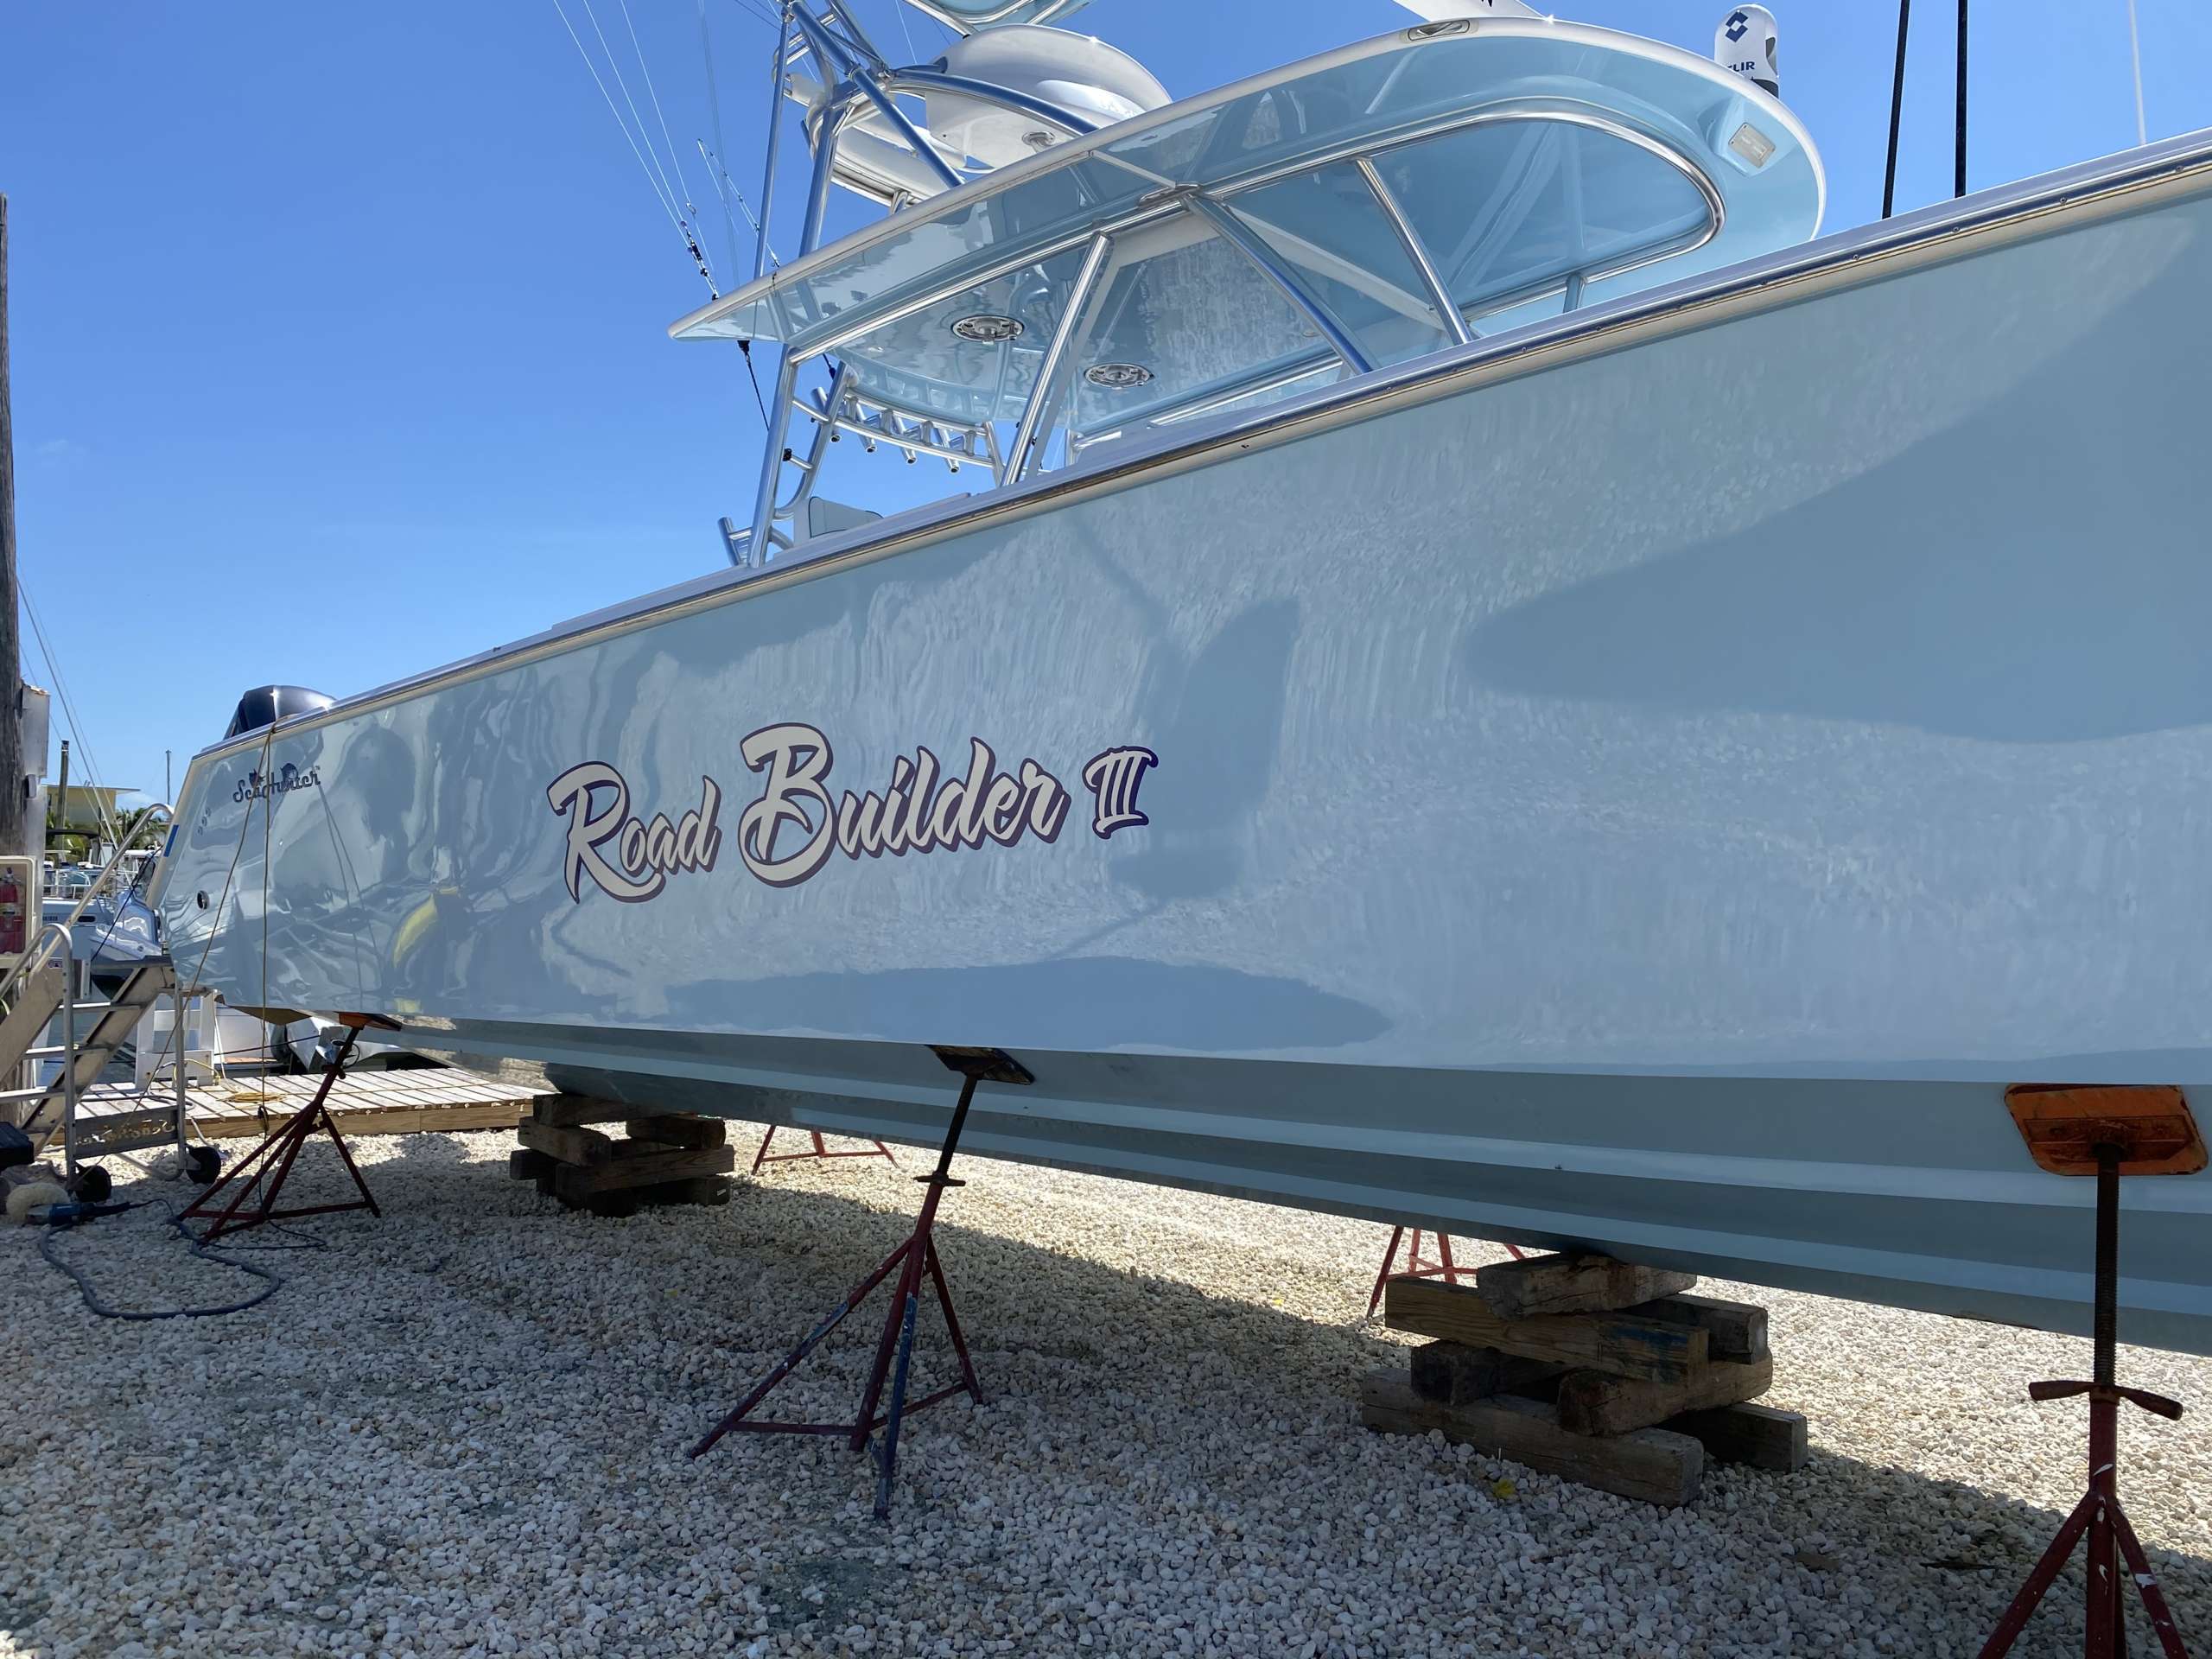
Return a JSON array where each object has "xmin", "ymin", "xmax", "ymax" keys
[{"xmin": 71, "ymin": 1068, "xmax": 548, "ymax": 1147}]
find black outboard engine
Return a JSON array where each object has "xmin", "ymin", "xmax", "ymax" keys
[{"xmin": 225, "ymin": 684, "xmax": 334, "ymax": 741}]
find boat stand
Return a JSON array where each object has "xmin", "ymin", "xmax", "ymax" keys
[
  {"xmin": 691, "ymin": 1046, "xmax": 1033, "ymax": 1518},
  {"xmin": 750, "ymin": 1124, "xmax": 899, "ymax": 1174},
  {"xmin": 179, "ymin": 1013, "xmax": 399, "ymax": 1243},
  {"xmin": 1368, "ymin": 1227, "xmax": 1523, "ymax": 1316},
  {"xmin": 1979, "ymin": 1084, "xmax": 2205, "ymax": 1659}
]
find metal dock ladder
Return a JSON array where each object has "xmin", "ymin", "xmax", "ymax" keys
[
  {"xmin": 0, "ymin": 803, "xmax": 192, "ymax": 1174},
  {"xmin": 0, "ymin": 931, "xmax": 192, "ymax": 1174}
]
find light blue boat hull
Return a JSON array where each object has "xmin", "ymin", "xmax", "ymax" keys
[{"xmin": 157, "ymin": 138, "xmax": 2212, "ymax": 1353}]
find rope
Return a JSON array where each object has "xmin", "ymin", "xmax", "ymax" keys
[
  {"xmin": 740, "ymin": 342, "xmax": 772, "ymax": 428},
  {"xmin": 887, "ymin": 0, "xmax": 918, "ymax": 67},
  {"xmin": 550, "ymin": 0, "xmax": 719, "ymax": 293},
  {"xmin": 696, "ymin": 141, "xmax": 763, "ymax": 236},
  {"xmin": 618, "ymin": 0, "xmax": 704, "ymax": 226},
  {"xmin": 551, "ymin": 0, "xmax": 689, "ymax": 230},
  {"xmin": 133, "ymin": 728, "xmax": 270, "ymax": 1127},
  {"xmin": 698, "ymin": 0, "xmax": 746, "ymax": 280},
  {"xmin": 22, "ymin": 584, "xmax": 123, "ymax": 852},
  {"xmin": 579, "ymin": 0, "xmax": 686, "ymax": 220},
  {"xmin": 727, "ymin": 0, "xmax": 789, "ymax": 34}
]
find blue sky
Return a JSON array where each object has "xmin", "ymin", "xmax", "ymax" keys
[{"xmin": 3, "ymin": 0, "xmax": 2206, "ymax": 804}]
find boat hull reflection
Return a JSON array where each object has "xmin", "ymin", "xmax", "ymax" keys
[{"xmin": 157, "ymin": 141, "xmax": 2212, "ymax": 1354}]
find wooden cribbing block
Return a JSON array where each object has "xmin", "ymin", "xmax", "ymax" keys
[
  {"xmin": 508, "ymin": 1148, "xmax": 553, "ymax": 1182},
  {"xmin": 1360, "ymin": 1370, "xmax": 1703, "ymax": 1507},
  {"xmin": 572, "ymin": 1173, "xmax": 734, "ymax": 1217},
  {"xmin": 639, "ymin": 1174, "xmax": 732, "ymax": 1207},
  {"xmin": 1384, "ymin": 1278, "xmax": 1708, "ymax": 1384},
  {"xmin": 623, "ymin": 1115, "xmax": 726, "ymax": 1149},
  {"xmin": 1410, "ymin": 1342, "xmax": 1565, "ymax": 1407},
  {"xmin": 551, "ymin": 1143, "xmax": 736, "ymax": 1200},
  {"xmin": 518, "ymin": 1120, "xmax": 619, "ymax": 1167},
  {"xmin": 1556, "ymin": 1353, "xmax": 1774, "ymax": 1437},
  {"xmin": 1474, "ymin": 1252, "xmax": 1698, "ymax": 1319},
  {"xmin": 531, "ymin": 1096, "xmax": 639, "ymax": 1129},
  {"xmin": 1665, "ymin": 1402, "xmax": 1809, "ymax": 1472},
  {"xmin": 1624, "ymin": 1294, "xmax": 1770, "ymax": 1363}
]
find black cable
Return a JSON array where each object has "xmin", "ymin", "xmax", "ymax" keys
[
  {"xmin": 1882, "ymin": 0, "xmax": 1910, "ymax": 218},
  {"xmin": 739, "ymin": 340, "xmax": 772, "ymax": 428},
  {"xmin": 1954, "ymin": 0, "xmax": 1967, "ymax": 197},
  {"xmin": 35, "ymin": 1204, "xmax": 290, "ymax": 1322}
]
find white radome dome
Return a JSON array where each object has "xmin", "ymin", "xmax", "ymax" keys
[{"xmin": 926, "ymin": 25, "xmax": 1170, "ymax": 169}]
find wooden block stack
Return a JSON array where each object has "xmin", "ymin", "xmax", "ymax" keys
[
  {"xmin": 1361, "ymin": 1252, "xmax": 1808, "ymax": 1507},
  {"xmin": 508, "ymin": 1096, "xmax": 736, "ymax": 1217}
]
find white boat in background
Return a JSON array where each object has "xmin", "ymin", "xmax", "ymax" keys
[{"xmin": 154, "ymin": 2, "xmax": 2212, "ymax": 1353}]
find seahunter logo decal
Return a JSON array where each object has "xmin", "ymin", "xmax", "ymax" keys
[
  {"xmin": 233, "ymin": 762, "xmax": 322, "ymax": 804},
  {"xmin": 547, "ymin": 724, "xmax": 1156, "ymax": 905}
]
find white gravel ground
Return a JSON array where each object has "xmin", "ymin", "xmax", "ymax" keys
[{"xmin": 0, "ymin": 1128, "xmax": 2206, "ymax": 1659}]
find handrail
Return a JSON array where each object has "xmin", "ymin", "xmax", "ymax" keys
[
  {"xmin": 58, "ymin": 925, "xmax": 78, "ymax": 1165},
  {"xmin": 5, "ymin": 922, "xmax": 74, "ymax": 1140},
  {"xmin": 0, "ymin": 801, "xmax": 172, "ymax": 1007},
  {"xmin": 1, "ymin": 919, "xmax": 70, "ymax": 1027}
]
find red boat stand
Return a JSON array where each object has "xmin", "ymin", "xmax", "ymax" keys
[
  {"xmin": 750, "ymin": 1124, "xmax": 899, "ymax": 1174},
  {"xmin": 179, "ymin": 1013, "xmax": 399, "ymax": 1243},
  {"xmin": 1978, "ymin": 1084, "xmax": 2205, "ymax": 1659},
  {"xmin": 1368, "ymin": 1227, "xmax": 1524, "ymax": 1316},
  {"xmin": 692, "ymin": 1046, "xmax": 1032, "ymax": 1519}
]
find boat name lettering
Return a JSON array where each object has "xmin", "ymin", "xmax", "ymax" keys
[
  {"xmin": 739, "ymin": 723, "xmax": 1072, "ymax": 888},
  {"xmin": 546, "ymin": 763, "xmax": 724, "ymax": 904},
  {"xmin": 546, "ymin": 727, "xmax": 1157, "ymax": 902},
  {"xmin": 1081, "ymin": 747, "xmax": 1160, "ymax": 840},
  {"xmin": 233, "ymin": 763, "xmax": 322, "ymax": 804}
]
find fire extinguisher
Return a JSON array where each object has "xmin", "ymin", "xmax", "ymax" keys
[{"xmin": 0, "ymin": 868, "xmax": 22, "ymax": 959}]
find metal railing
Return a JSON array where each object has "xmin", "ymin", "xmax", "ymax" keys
[
  {"xmin": 0, "ymin": 920, "xmax": 82, "ymax": 1128},
  {"xmin": 730, "ymin": 88, "xmax": 1730, "ymax": 564},
  {"xmin": 0, "ymin": 802, "xmax": 190, "ymax": 1174},
  {"xmin": 0, "ymin": 799, "xmax": 173, "ymax": 1009}
]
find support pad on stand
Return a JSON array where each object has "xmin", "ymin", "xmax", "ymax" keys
[
  {"xmin": 751, "ymin": 1125, "xmax": 899, "ymax": 1174},
  {"xmin": 1978, "ymin": 1084, "xmax": 2205, "ymax": 1659},
  {"xmin": 178, "ymin": 1012, "xmax": 400, "ymax": 1243},
  {"xmin": 691, "ymin": 1045, "xmax": 1033, "ymax": 1519}
]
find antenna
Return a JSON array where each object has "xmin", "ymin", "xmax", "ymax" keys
[
  {"xmin": 2125, "ymin": 0, "xmax": 2146, "ymax": 146},
  {"xmin": 1955, "ymin": 0, "xmax": 1967, "ymax": 196},
  {"xmin": 1881, "ymin": 0, "xmax": 1910, "ymax": 218}
]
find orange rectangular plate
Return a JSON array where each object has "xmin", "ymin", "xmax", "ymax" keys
[{"xmin": 2005, "ymin": 1084, "xmax": 2207, "ymax": 1176}]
